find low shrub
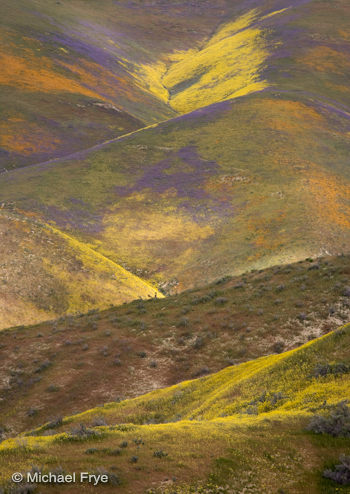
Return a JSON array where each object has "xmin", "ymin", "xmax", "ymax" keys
[
  {"xmin": 153, "ymin": 450, "xmax": 168, "ymax": 458},
  {"xmin": 92, "ymin": 417, "xmax": 107, "ymax": 427},
  {"xmin": 323, "ymin": 455, "xmax": 350, "ymax": 485},
  {"xmin": 307, "ymin": 402, "xmax": 350, "ymax": 437},
  {"xmin": 313, "ymin": 363, "xmax": 349, "ymax": 379}
]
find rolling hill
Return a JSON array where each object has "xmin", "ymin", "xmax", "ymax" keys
[
  {"xmin": 0, "ymin": 209, "xmax": 161, "ymax": 329},
  {"xmin": 0, "ymin": 254, "xmax": 349, "ymax": 438},
  {"xmin": 1, "ymin": 1, "xmax": 350, "ymax": 492},
  {"xmin": 2, "ymin": 87, "xmax": 350, "ymax": 294},
  {"xmin": 1, "ymin": 0, "xmax": 350, "ymax": 324},
  {"xmin": 1, "ymin": 0, "xmax": 235, "ymax": 171},
  {"xmin": 0, "ymin": 322, "xmax": 349, "ymax": 493}
]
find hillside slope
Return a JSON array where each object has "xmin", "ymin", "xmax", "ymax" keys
[
  {"xmin": 2, "ymin": 88, "xmax": 350, "ymax": 291},
  {"xmin": 0, "ymin": 0, "xmax": 234, "ymax": 170},
  {"xmin": 0, "ymin": 209, "xmax": 161, "ymax": 329},
  {"xmin": 1, "ymin": 0, "xmax": 350, "ymax": 321},
  {"xmin": 0, "ymin": 324, "xmax": 349, "ymax": 493},
  {"xmin": 0, "ymin": 254, "xmax": 349, "ymax": 436}
]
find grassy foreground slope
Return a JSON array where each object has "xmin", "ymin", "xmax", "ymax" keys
[
  {"xmin": 0, "ymin": 209, "xmax": 161, "ymax": 329},
  {"xmin": 0, "ymin": 324, "xmax": 349, "ymax": 493},
  {"xmin": 0, "ymin": 254, "xmax": 349, "ymax": 437}
]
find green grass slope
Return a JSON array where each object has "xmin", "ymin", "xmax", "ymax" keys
[
  {"xmin": 0, "ymin": 209, "xmax": 161, "ymax": 329},
  {"xmin": 0, "ymin": 324, "xmax": 349, "ymax": 493},
  {"xmin": 0, "ymin": 254, "xmax": 349, "ymax": 437}
]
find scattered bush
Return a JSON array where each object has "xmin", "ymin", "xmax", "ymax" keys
[
  {"xmin": 153, "ymin": 450, "xmax": 168, "ymax": 458},
  {"xmin": 85, "ymin": 448, "xmax": 98, "ymax": 454},
  {"xmin": 130, "ymin": 456, "xmax": 138, "ymax": 463},
  {"xmin": 45, "ymin": 385, "xmax": 59, "ymax": 393},
  {"xmin": 34, "ymin": 360, "xmax": 52, "ymax": 373},
  {"xmin": 216, "ymin": 276, "xmax": 232, "ymax": 285},
  {"xmin": 343, "ymin": 287, "xmax": 350, "ymax": 298},
  {"xmin": 323, "ymin": 455, "xmax": 350, "ymax": 485},
  {"xmin": 94, "ymin": 468, "xmax": 121, "ymax": 486},
  {"xmin": 307, "ymin": 402, "xmax": 350, "ymax": 437},
  {"xmin": 272, "ymin": 341, "xmax": 285, "ymax": 354},
  {"xmin": 308, "ymin": 264, "xmax": 320, "ymax": 271},
  {"xmin": 92, "ymin": 417, "xmax": 107, "ymax": 427},
  {"xmin": 192, "ymin": 336, "xmax": 205, "ymax": 350},
  {"xmin": 297, "ymin": 313, "xmax": 307, "ymax": 321},
  {"xmin": 313, "ymin": 363, "xmax": 349, "ymax": 379},
  {"xmin": 45, "ymin": 417, "xmax": 63, "ymax": 430},
  {"xmin": 7, "ymin": 483, "xmax": 37, "ymax": 493},
  {"xmin": 214, "ymin": 297, "xmax": 228, "ymax": 305},
  {"xmin": 193, "ymin": 367, "xmax": 210, "ymax": 378},
  {"xmin": 70, "ymin": 424, "xmax": 98, "ymax": 439},
  {"xmin": 110, "ymin": 448, "xmax": 122, "ymax": 456},
  {"xmin": 176, "ymin": 317, "xmax": 189, "ymax": 327},
  {"xmin": 234, "ymin": 282, "xmax": 245, "ymax": 289},
  {"xmin": 133, "ymin": 438, "xmax": 144, "ymax": 446}
]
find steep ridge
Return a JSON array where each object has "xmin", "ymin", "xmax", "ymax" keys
[
  {"xmin": 0, "ymin": 324, "xmax": 348, "ymax": 493},
  {"xmin": 0, "ymin": 209, "xmax": 161, "ymax": 329}
]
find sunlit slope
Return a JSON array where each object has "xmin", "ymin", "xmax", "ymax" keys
[
  {"xmin": 0, "ymin": 0, "xmax": 233, "ymax": 170},
  {"xmin": 0, "ymin": 210, "xmax": 161, "ymax": 329},
  {"xmin": 162, "ymin": 9, "xmax": 269, "ymax": 113},
  {"xmin": 139, "ymin": 0, "xmax": 350, "ymax": 114},
  {"xmin": 0, "ymin": 325, "xmax": 348, "ymax": 493},
  {"xmin": 2, "ymin": 0, "xmax": 350, "ymax": 171},
  {"xmin": 1, "ymin": 254, "xmax": 349, "ymax": 437},
  {"xmin": 2, "ymin": 88, "xmax": 350, "ymax": 291},
  {"xmin": 138, "ymin": 8, "xmax": 270, "ymax": 113},
  {"xmin": 40, "ymin": 324, "xmax": 350, "ymax": 428}
]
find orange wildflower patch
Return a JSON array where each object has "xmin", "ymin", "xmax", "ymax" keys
[
  {"xmin": 0, "ymin": 48, "xmax": 102, "ymax": 99},
  {"xmin": 299, "ymin": 45, "xmax": 350, "ymax": 74},
  {"xmin": 258, "ymin": 99, "xmax": 325, "ymax": 133},
  {"xmin": 305, "ymin": 166, "xmax": 350, "ymax": 230},
  {"xmin": 61, "ymin": 59, "xmax": 142, "ymax": 103},
  {"xmin": 0, "ymin": 118, "xmax": 61, "ymax": 156},
  {"xmin": 248, "ymin": 210, "xmax": 287, "ymax": 250}
]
